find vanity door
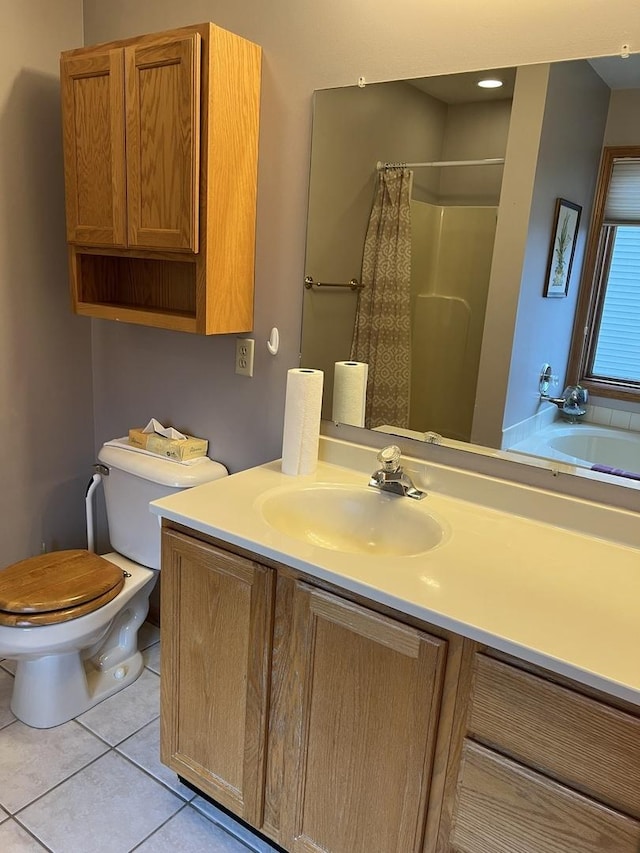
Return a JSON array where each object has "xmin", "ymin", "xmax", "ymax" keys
[
  {"xmin": 160, "ymin": 529, "xmax": 274, "ymax": 827},
  {"xmin": 279, "ymin": 581, "xmax": 447, "ymax": 853}
]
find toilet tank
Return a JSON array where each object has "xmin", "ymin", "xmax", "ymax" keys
[{"xmin": 97, "ymin": 439, "xmax": 228, "ymax": 569}]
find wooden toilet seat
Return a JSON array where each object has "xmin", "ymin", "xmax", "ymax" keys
[{"xmin": 0, "ymin": 550, "xmax": 125, "ymax": 627}]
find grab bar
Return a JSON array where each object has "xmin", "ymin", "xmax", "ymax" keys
[{"xmin": 304, "ymin": 276, "xmax": 363, "ymax": 291}]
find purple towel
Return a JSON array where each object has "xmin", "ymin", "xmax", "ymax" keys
[{"xmin": 591, "ymin": 464, "xmax": 640, "ymax": 481}]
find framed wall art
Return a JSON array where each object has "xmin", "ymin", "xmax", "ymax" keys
[{"xmin": 543, "ymin": 198, "xmax": 582, "ymax": 298}]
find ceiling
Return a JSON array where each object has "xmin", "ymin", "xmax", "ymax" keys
[
  {"xmin": 588, "ymin": 52, "xmax": 640, "ymax": 88},
  {"xmin": 409, "ymin": 67, "xmax": 516, "ymax": 104},
  {"xmin": 407, "ymin": 53, "xmax": 640, "ymax": 106}
]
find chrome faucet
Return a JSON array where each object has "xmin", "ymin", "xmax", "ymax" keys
[
  {"xmin": 369, "ymin": 445, "xmax": 426, "ymax": 500},
  {"xmin": 540, "ymin": 384, "xmax": 588, "ymax": 422}
]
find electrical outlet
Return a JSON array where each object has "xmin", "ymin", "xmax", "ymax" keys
[{"xmin": 235, "ymin": 337, "xmax": 255, "ymax": 377}]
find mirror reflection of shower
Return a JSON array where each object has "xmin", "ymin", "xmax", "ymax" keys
[
  {"xmin": 300, "ymin": 75, "xmax": 512, "ymax": 441},
  {"xmin": 350, "ymin": 158, "xmax": 503, "ymax": 439},
  {"xmin": 409, "ymin": 185, "xmax": 499, "ymax": 442}
]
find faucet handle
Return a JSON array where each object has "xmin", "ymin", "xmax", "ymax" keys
[{"xmin": 377, "ymin": 445, "xmax": 402, "ymax": 472}]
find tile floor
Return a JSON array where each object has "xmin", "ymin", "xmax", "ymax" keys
[{"xmin": 0, "ymin": 624, "xmax": 280, "ymax": 853}]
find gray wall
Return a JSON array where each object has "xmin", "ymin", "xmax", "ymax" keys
[
  {"xmin": 605, "ymin": 88, "xmax": 640, "ymax": 143},
  {"xmin": 305, "ymin": 81, "xmax": 447, "ymax": 287},
  {"xmin": 439, "ymin": 99, "xmax": 512, "ymax": 205},
  {"xmin": 0, "ymin": 1, "xmax": 93, "ymax": 565}
]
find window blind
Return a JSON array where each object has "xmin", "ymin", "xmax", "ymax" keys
[
  {"xmin": 592, "ymin": 226, "xmax": 640, "ymax": 381},
  {"xmin": 603, "ymin": 159, "xmax": 640, "ymax": 224}
]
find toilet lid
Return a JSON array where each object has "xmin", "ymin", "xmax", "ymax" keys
[{"xmin": 0, "ymin": 550, "xmax": 125, "ymax": 615}]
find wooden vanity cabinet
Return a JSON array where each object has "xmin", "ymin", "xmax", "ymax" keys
[
  {"xmin": 440, "ymin": 652, "xmax": 640, "ymax": 852},
  {"xmin": 160, "ymin": 524, "xmax": 453, "ymax": 852},
  {"xmin": 159, "ymin": 522, "xmax": 640, "ymax": 853},
  {"xmin": 60, "ymin": 22, "xmax": 261, "ymax": 333}
]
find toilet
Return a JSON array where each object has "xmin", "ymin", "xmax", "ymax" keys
[{"xmin": 0, "ymin": 438, "xmax": 227, "ymax": 728}]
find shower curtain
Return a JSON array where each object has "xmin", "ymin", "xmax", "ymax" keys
[{"xmin": 351, "ymin": 168, "xmax": 412, "ymax": 428}]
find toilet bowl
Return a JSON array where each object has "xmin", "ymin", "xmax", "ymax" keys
[{"xmin": 0, "ymin": 439, "xmax": 227, "ymax": 728}]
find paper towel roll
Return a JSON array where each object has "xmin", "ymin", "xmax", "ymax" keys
[
  {"xmin": 281, "ymin": 368, "xmax": 324, "ymax": 475},
  {"xmin": 332, "ymin": 361, "xmax": 368, "ymax": 427}
]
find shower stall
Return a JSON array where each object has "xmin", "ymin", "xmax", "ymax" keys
[{"xmin": 409, "ymin": 199, "xmax": 498, "ymax": 441}]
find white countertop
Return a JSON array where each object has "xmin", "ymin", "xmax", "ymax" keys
[{"xmin": 150, "ymin": 438, "xmax": 640, "ymax": 706}]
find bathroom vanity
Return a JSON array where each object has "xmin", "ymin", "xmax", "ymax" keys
[{"xmin": 152, "ymin": 438, "xmax": 640, "ymax": 853}]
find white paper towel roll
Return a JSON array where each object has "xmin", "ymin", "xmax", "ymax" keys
[
  {"xmin": 281, "ymin": 368, "xmax": 324, "ymax": 475},
  {"xmin": 332, "ymin": 361, "xmax": 368, "ymax": 427}
]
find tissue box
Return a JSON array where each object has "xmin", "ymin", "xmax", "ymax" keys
[{"xmin": 128, "ymin": 428, "xmax": 208, "ymax": 461}]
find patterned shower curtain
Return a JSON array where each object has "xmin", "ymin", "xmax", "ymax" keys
[{"xmin": 350, "ymin": 168, "xmax": 412, "ymax": 429}]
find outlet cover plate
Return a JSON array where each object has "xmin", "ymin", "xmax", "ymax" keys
[{"xmin": 235, "ymin": 338, "xmax": 254, "ymax": 377}]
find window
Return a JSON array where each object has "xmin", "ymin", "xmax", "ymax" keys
[{"xmin": 569, "ymin": 148, "xmax": 640, "ymax": 400}]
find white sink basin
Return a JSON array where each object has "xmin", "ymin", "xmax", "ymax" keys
[{"xmin": 259, "ymin": 484, "xmax": 447, "ymax": 556}]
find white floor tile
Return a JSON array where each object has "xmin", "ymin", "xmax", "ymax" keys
[
  {"xmin": 0, "ymin": 820, "xmax": 48, "ymax": 851},
  {"xmin": 0, "ymin": 669, "xmax": 16, "ymax": 729},
  {"xmin": 192, "ymin": 797, "xmax": 281, "ymax": 853},
  {"xmin": 137, "ymin": 806, "xmax": 252, "ymax": 852},
  {"xmin": 77, "ymin": 667, "xmax": 160, "ymax": 745},
  {"xmin": 138, "ymin": 622, "xmax": 161, "ymax": 650},
  {"xmin": 143, "ymin": 641, "xmax": 161, "ymax": 674},
  {"xmin": 117, "ymin": 718, "xmax": 195, "ymax": 801},
  {"xmin": 19, "ymin": 751, "xmax": 183, "ymax": 853},
  {"xmin": 0, "ymin": 623, "xmax": 272, "ymax": 852},
  {"xmin": 0, "ymin": 719, "xmax": 108, "ymax": 813}
]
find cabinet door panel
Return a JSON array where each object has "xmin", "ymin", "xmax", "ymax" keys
[
  {"xmin": 281, "ymin": 583, "xmax": 446, "ymax": 853},
  {"xmin": 449, "ymin": 740, "xmax": 640, "ymax": 853},
  {"xmin": 160, "ymin": 530, "xmax": 273, "ymax": 826},
  {"xmin": 126, "ymin": 34, "xmax": 200, "ymax": 251},
  {"xmin": 60, "ymin": 51, "xmax": 126, "ymax": 246}
]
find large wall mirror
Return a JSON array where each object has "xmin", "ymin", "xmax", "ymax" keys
[{"xmin": 300, "ymin": 53, "xmax": 640, "ymax": 491}]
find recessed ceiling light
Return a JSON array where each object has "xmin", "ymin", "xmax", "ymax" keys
[{"xmin": 477, "ymin": 78, "xmax": 504, "ymax": 89}]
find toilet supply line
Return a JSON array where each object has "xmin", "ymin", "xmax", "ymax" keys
[{"xmin": 85, "ymin": 471, "xmax": 103, "ymax": 553}]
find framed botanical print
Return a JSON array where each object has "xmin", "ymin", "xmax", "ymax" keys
[{"xmin": 543, "ymin": 198, "xmax": 582, "ymax": 297}]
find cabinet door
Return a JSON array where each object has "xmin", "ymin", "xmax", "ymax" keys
[
  {"xmin": 60, "ymin": 50, "xmax": 126, "ymax": 246},
  {"xmin": 125, "ymin": 34, "xmax": 201, "ymax": 252},
  {"xmin": 160, "ymin": 530, "xmax": 274, "ymax": 826},
  {"xmin": 281, "ymin": 583, "xmax": 447, "ymax": 853}
]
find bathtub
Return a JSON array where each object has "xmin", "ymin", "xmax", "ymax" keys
[{"xmin": 508, "ymin": 422, "xmax": 640, "ymax": 477}]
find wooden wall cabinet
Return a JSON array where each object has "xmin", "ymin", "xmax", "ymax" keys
[
  {"xmin": 160, "ymin": 523, "xmax": 640, "ymax": 853},
  {"xmin": 60, "ymin": 23, "xmax": 261, "ymax": 334}
]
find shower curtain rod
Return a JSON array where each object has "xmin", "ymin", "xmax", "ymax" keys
[{"xmin": 376, "ymin": 157, "xmax": 504, "ymax": 170}]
